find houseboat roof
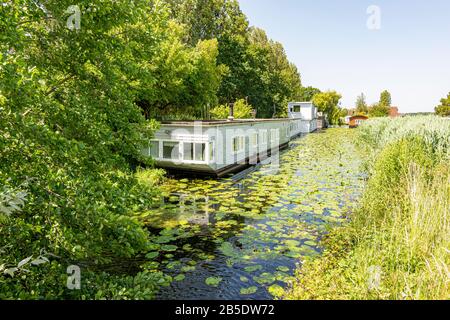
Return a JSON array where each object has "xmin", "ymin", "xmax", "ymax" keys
[{"xmin": 161, "ymin": 118, "xmax": 293, "ymax": 127}]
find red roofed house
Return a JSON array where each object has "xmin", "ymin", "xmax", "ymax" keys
[
  {"xmin": 349, "ymin": 115, "xmax": 369, "ymax": 128},
  {"xmin": 389, "ymin": 107, "xmax": 400, "ymax": 118}
]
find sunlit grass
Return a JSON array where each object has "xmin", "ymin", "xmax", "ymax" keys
[{"xmin": 285, "ymin": 116, "xmax": 450, "ymax": 300}]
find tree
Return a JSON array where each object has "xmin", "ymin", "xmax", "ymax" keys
[
  {"xmin": 369, "ymin": 103, "xmax": 390, "ymax": 117},
  {"xmin": 210, "ymin": 99, "xmax": 253, "ymax": 119},
  {"xmin": 380, "ymin": 90, "xmax": 392, "ymax": 107},
  {"xmin": 299, "ymin": 87, "xmax": 321, "ymax": 102},
  {"xmin": 435, "ymin": 93, "xmax": 450, "ymax": 117},
  {"xmin": 168, "ymin": 2, "xmax": 303, "ymax": 119},
  {"xmin": 0, "ymin": 0, "xmax": 195, "ymax": 299},
  {"xmin": 313, "ymin": 91, "xmax": 342, "ymax": 125},
  {"xmin": 356, "ymin": 93, "xmax": 369, "ymax": 114}
]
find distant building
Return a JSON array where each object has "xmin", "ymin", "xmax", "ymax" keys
[
  {"xmin": 389, "ymin": 107, "xmax": 400, "ymax": 118},
  {"xmin": 344, "ymin": 116, "xmax": 352, "ymax": 124},
  {"xmin": 349, "ymin": 115, "xmax": 369, "ymax": 128}
]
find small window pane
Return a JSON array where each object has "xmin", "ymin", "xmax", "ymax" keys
[
  {"xmin": 150, "ymin": 141, "xmax": 159, "ymax": 158},
  {"xmin": 209, "ymin": 142, "xmax": 214, "ymax": 161},
  {"xmin": 195, "ymin": 143, "xmax": 205, "ymax": 161},
  {"xmin": 233, "ymin": 137, "xmax": 238, "ymax": 152},
  {"xmin": 184, "ymin": 143, "xmax": 194, "ymax": 161},
  {"xmin": 251, "ymin": 133, "xmax": 258, "ymax": 146},
  {"xmin": 163, "ymin": 142, "xmax": 179, "ymax": 160}
]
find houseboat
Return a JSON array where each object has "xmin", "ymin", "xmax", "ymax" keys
[{"xmin": 144, "ymin": 102, "xmax": 318, "ymax": 177}]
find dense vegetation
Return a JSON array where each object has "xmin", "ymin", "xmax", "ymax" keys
[
  {"xmin": 354, "ymin": 91, "xmax": 391, "ymax": 118},
  {"xmin": 285, "ymin": 116, "xmax": 450, "ymax": 300},
  {"xmin": 0, "ymin": 0, "xmax": 314, "ymax": 299}
]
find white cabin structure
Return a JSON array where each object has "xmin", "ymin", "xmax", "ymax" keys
[{"xmin": 144, "ymin": 102, "xmax": 318, "ymax": 176}]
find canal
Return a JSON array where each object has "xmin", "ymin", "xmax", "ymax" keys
[{"xmin": 141, "ymin": 129, "xmax": 366, "ymax": 300}]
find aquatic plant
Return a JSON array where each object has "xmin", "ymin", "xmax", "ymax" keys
[{"xmin": 285, "ymin": 116, "xmax": 450, "ymax": 300}]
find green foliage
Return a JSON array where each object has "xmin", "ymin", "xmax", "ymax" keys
[
  {"xmin": 168, "ymin": 1, "xmax": 304, "ymax": 119},
  {"xmin": 435, "ymin": 92, "xmax": 450, "ymax": 117},
  {"xmin": 135, "ymin": 168, "xmax": 167, "ymax": 189},
  {"xmin": 355, "ymin": 93, "xmax": 369, "ymax": 114},
  {"xmin": 210, "ymin": 99, "xmax": 253, "ymax": 119},
  {"xmin": 312, "ymin": 91, "xmax": 343, "ymax": 125},
  {"xmin": 0, "ymin": 0, "xmax": 180, "ymax": 299},
  {"xmin": 299, "ymin": 87, "xmax": 321, "ymax": 102},
  {"xmin": 379, "ymin": 90, "xmax": 392, "ymax": 107},
  {"xmin": 368, "ymin": 103, "xmax": 390, "ymax": 117}
]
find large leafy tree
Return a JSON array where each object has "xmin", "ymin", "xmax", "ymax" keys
[
  {"xmin": 435, "ymin": 92, "xmax": 450, "ymax": 117},
  {"xmin": 167, "ymin": 1, "xmax": 303, "ymax": 118},
  {"xmin": 313, "ymin": 91, "xmax": 343, "ymax": 125},
  {"xmin": 299, "ymin": 86, "xmax": 321, "ymax": 102},
  {"xmin": 0, "ymin": 0, "xmax": 210, "ymax": 299}
]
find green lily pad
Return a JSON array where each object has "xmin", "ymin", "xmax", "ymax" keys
[
  {"xmin": 145, "ymin": 252, "xmax": 159, "ymax": 259},
  {"xmin": 240, "ymin": 286, "xmax": 258, "ymax": 295},
  {"xmin": 174, "ymin": 274, "xmax": 186, "ymax": 282},
  {"xmin": 161, "ymin": 245, "xmax": 178, "ymax": 252},
  {"xmin": 276, "ymin": 266, "xmax": 290, "ymax": 272},
  {"xmin": 181, "ymin": 265, "xmax": 196, "ymax": 273},
  {"xmin": 205, "ymin": 277, "xmax": 222, "ymax": 287},
  {"xmin": 244, "ymin": 265, "xmax": 263, "ymax": 273},
  {"xmin": 254, "ymin": 272, "xmax": 276, "ymax": 285}
]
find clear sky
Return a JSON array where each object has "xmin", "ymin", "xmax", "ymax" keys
[{"xmin": 239, "ymin": 0, "xmax": 450, "ymax": 113}]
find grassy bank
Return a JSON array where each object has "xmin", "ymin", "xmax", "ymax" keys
[{"xmin": 284, "ymin": 116, "xmax": 450, "ymax": 300}]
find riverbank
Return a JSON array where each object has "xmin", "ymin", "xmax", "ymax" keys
[{"xmin": 284, "ymin": 116, "xmax": 450, "ymax": 300}]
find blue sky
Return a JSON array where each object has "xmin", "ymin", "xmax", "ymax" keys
[{"xmin": 239, "ymin": 0, "xmax": 450, "ymax": 113}]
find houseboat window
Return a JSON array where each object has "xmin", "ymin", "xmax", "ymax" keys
[
  {"xmin": 271, "ymin": 129, "xmax": 279, "ymax": 143},
  {"xmin": 163, "ymin": 141, "xmax": 180, "ymax": 160},
  {"xmin": 194, "ymin": 143, "xmax": 206, "ymax": 161},
  {"xmin": 232, "ymin": 136, "xmax": 244, "ymax": 153},
  {"xmin": 183, "ymin": 143, "xmax": 194, "ymax": 161},
  {"xmin": 251, "ymin": 133, "xmax": 258, "ymax": 147},
  {"xmin": 261, "ymin": 131, "xmax": 268, "ymax": 144},
  {"xmin": 209, "ymin": 142, "xmax": 214, "ymax": 161},
  {"xmin": 150, "ymin": 141, "xmax": 159, "ymax": 158}
]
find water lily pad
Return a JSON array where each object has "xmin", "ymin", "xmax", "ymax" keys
[
  {"xmin": 254, "ymin": 272, "xmax": 276, "ymax": 285},
  {"xmin": 276, "ymin": 266, "xmax": 290, "ymax": 272},
  {"xmin": 240, "ymin": 286, "xmax": 258, "ymax": 295},
  {"xmin": 145, "ymin": 252, "xmax": 159, "ymax": 259},
  {"xmin": 219, "ymin": 242, "xmax": 237, "ymax": 257},
  {"xmin": 244, "ymin": 265, "xmax": 263, "ymax": 273},
  {"xmin": 174, "ymin": 274, "xmax": 186, "ymax": 282},
  {"xmin": 155, "ymin": 235, "xmax": 175, "ymax": 244},
  {"xmin": 205, "ymin": 277, "xmax": 222, "ymax": 287},
  {"xmin": 181, "ymin": 265, "xmax": 196, "ymax": 273},
  {"xmin": 161, "ymin": 245, "xmax": 178, "ymax": 252}
]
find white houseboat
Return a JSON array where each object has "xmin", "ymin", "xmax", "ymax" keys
[{"xmin": 144, "ymin": 102, "xmax": 318, "ymax": 177}]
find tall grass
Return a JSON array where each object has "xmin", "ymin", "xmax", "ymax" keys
[{"xmin": 285, "ymin": 116, "xmax": 450, "ymax": 300}]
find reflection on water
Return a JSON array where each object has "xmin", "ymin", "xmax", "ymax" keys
[{"xmin": 141, "ymin": 130, "xmax": 365, "ymax": 300}]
